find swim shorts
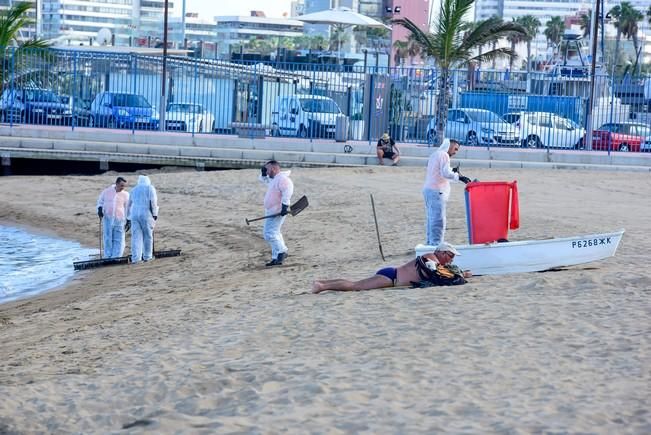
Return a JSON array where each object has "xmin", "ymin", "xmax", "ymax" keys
[{"xmin": 382, "ymin": 151, "xmax": 396, "ymax": 160}]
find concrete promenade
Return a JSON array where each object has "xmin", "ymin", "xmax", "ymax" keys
[{"xmin": 1, "ymin": 125, "xmax": 650, "ymax": 172}]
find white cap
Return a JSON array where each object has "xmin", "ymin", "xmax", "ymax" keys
[{"xmin": 435, "ymin": 242, "xmax": 461, "ymax": 256}]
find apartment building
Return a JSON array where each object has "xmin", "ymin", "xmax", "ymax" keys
[{"xmin": 40, "ymin": 0, "xmax": 171, "ymax": 47}]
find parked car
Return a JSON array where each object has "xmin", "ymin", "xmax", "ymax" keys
[
  {"xmin": 60, "ymin": 95, "xmax": 92, "ymax": 127},
  {"xmin": 89, "ymin": 92, "xmax": 159, "ymax": 130},
  {"xmin": 641, "ymin": 135, "xmax": 651, "ymax": 152},
  {"xmin": 0, "ymin": 88, "xmax": 72, "ymax": 125},
  {"xmin": 271, "ymin": 95, "xmax": 342, "ymax": 138},
  {"xmin": 165, "ymin": 102, "xmax": 214, "ymax": 133},
  {"xmin": 502, "ymin": 111, "xmax": 586, "ymax": 149},
  {"xmin": 427, "ymin": 108, "xmax": 520, "ymax": 147},
  {"xmin": 589, "ymin": 122, "xmax": 651, "ymax": 152}
]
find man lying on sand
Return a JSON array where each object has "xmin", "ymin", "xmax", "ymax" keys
[{"xmin": 312, "ymin": 242, "xmax": 471, "ymax": 294}]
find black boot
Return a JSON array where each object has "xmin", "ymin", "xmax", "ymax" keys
[
  {"xmin": 266, "ymin": 258, "xmax": 281, "ymax": 267},
  {"xmin": 276, "ymin": 252, "xmax": 286, "ymax": 264}
]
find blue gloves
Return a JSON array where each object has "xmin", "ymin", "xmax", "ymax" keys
[
  {"xmin": 281, "ymin": 204, "xmax": 289, "ymax": 216},
  {"xmin": 97, "ymin": 207, "xmax": 104, "ymax": 218},
  {"xmin": 459, "ymin": 175, "xmax": 471, "ymax": 184}
]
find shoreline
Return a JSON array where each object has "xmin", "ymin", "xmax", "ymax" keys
[{"xmin": 0, "ymin": 166, "xmax": 649, "ymax": 432}]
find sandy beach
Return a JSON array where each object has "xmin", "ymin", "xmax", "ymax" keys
[{"xmin": 0, "ymin": 166, "xmax": 650, "ymax": 433}]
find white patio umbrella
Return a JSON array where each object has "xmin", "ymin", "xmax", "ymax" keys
[
  {"xmin": 295, "ymin": 7, "xmax": 390, "ymax": 53},
  {"xmin": 296, "ymin": 7, "xmax": 390, "ymax": 29}
]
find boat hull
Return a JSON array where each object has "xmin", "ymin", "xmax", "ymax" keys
[{"xmin": 415, "ymin": 230, "xmax": 625, "ymax": 276}]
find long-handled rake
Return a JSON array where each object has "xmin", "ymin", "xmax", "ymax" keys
[
  {"xmin": 245, "ymin": 195, "xmax": 309, "ymax": 225},
  {"xmin": 73, "ymin": 249, "xmax": 182, "ymax": 270},
  {"xmin": 74, "ymin": 221, "xmax": 181, "ymax": 270}
]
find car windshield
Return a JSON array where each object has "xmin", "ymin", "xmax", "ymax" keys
[
  {"xmin": 113, "ymin": 94, "xmax": 150, "ymax": 108},
  {"xmin": 168, "ymin": 103, "xmax": 202, "ymax": 113},
  {"xmin": 566, "ymin": 118, "xmax": 580, "ymax": 129},
  {"xmin": 26, "ymin": 90, "xmax": 60, "ymax": 103},
  {"xmin": 467, "ymin": 110, "xmax": 502, "ymax": 123},
  {"xmin": 636, "ymin": 125, "xmax": 651, "ymax": 136},
  {"xmin": 299, "ymin": 98, "xmax": 340, "ymax": 113}
]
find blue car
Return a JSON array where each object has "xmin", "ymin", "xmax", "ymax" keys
[{"xmin": 89, "ymin": 92, "xmax": 159, "ymax": 129}]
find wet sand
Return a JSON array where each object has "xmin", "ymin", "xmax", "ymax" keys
[{"xmin": 0, "ymin": 166, "xmax": 649, "ymax": 433}]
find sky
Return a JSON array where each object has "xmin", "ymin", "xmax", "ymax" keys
[{"xmin": 181, "ymin": 0, "xmax": 294, "ymax": 18}]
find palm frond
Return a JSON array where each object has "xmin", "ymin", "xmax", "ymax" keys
[
  {"xmin": 469, "ymin": 47, "xmax": 517, "ymax": 65},
  {"xmin": 460, "ymin": 20, "xmax": 525, "ymax": 53},
  {"xmin": 391, "ymin": 18, "xmax": 437, "ymax": 55}
]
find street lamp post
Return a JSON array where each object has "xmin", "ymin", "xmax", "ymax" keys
[
  {"xmin": 159, "ymin": 0, "xmax": 170, "ymax": 131},
  {"xmin": 585, "ymin": 0, "xmax": 601, "ymax": 151}
]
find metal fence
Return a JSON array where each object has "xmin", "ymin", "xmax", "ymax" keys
[{"xmin": 1, "ymin": 47, "xmax": 650, "ymax": 153}]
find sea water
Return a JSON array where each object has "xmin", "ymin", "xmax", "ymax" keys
[{"xmin": 0, "ymin": 225, "xmax": 95, "ymax": 304}]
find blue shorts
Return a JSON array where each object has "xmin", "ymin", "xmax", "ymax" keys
[{"xmin": 376, "ymin": 267, "xmax": 397, "ymax": 286}]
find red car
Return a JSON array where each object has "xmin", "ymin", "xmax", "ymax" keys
[{"xmin": 589, "ymin": 122, "xmax": 651, "ymax": 152}]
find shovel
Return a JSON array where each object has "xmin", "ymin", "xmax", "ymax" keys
[{"xmin": 246, "ymin": 195, "xmax": 309, "ymax": 225}]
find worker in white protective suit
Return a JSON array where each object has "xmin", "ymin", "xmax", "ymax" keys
[
  {"xmin": 422, "ymin": 139, "xmax": 471, "ymax": 246},
  {"xmin": 128, "ymin": 175, "xmax": 159, "ymax": 263},
  {"xmin": 97, "ymin": 176, "xmax": 130, "ymax": 258},
  {"xmin": 259, "ymin": 160, "xmax": 294, "ymax": 266}
]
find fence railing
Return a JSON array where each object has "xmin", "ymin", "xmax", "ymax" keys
[{"xmin": 1, "ymin": 47, "xmax": 650, "ymax": 153}]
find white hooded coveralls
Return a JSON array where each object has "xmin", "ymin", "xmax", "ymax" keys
[
  {"xmin": 97, "ymin": 184, "xmax": 129, "ymax": 258},
  {"xmin": 128, "ymin": 175, "xmax": 159, "ymax": 263},
  {"xmin": 259, "ymin": 170, "xmax": 294, "ymax": 260}
]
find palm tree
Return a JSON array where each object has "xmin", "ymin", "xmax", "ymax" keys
[
  {"xmin": 620, "ymin": 3, "xmax": 644, "ymax": 67},
  {"xmin": 544, "ymin": 16, "xmax": 565, "ymax": 49},
  {"xmin": 0, "ymin": 2, "xmax": 50, "ymax": 86},
  {"xmin": 393, "ymin": 40, "xmax": 409, "ymax": 66},
  {"xmin": 579, "ymin": 10, "xmax": 592, "ymax": 38},
  {"xmin": 518, "ymin": 15, "xmax": 541, "ymax": 73},
  {"xmin": 507, "ymin": 17, "xmax": 527, "ymax": 70},
  {"xmin": 609, "ymin": 3, "xmax": 643, "ymax": 69},
  {"xmin": 406, "ymin": 33, "xmax": 421, "ymax": 65},
  {"xmin": 394, "ymin": 0, "xmax": 526, "ymax": 145},
  {"xmin": 329, "ymin": 26, "xmax": 346, "ymax": 51}
]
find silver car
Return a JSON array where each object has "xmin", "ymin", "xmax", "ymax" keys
[
  {"xmin": 503, "ymin": 111, "xmax": 586, "ymax": 149},
  {"xmin": 427, "ymin": 108, "xmax": 520, "ymax": 147}
]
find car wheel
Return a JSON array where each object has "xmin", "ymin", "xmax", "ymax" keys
[
  {"xmin": 211, "ymin": 120, "xmax": 215, "ymax": 132},
  {"xmin": 466, "ymin": 131, "xmax": 479, "ymax": 147},
  {"xmin": 619, "ymin": 143, "xmax": 629, "ymax": 152},
  {"xmin": 0, "ymin": 111, "xmax": 5, "ymax": 123},
  {"xmin": 426, "ymin": 129, "xmax": 435, "ymax": 146},
  {"xmin": 298, "ymin": 125, "xmax": 308, "ymax": 138},
  {"xmin": 20, "ymin": 111, "xmax": 26, "ymax": 124},
  {"xmin": 108, "ymin": 117, "xmax": 116, "ymax": 129},
  {"xmin": 197, "ymin": 121, "xmax": 203, "ymax": 133},
  {"xmin": 574, "ymin": 138, "xmax": 585, "ymax": 150},
  {"xmin": 525, "ymin": 135, "xmax": 541, "ymax": 148},
  {"xmin": 88, "ymin": 116, "xmax": 95, "ymax": 127},
  {"xmin": 271, "ymin": 124, "xmax": 280, "ymax": 137}
]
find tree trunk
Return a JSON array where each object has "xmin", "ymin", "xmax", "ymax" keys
[
  {"xmin": 509, "ymin": 41, "xmax": 516, "ymax": 69},
  {"xmin": 526, "ymin": 41, "xmax": 532, "ymax": 73},
  {"xmin": 435, "ymin": 68, "xmax": 450, "ymax": 146},
  {"xmin": 632, "ymin": 32, "xmax": 640, "ymax": 75},
  {"xmin": 492, "ymin": 41, "xmax": 497, "ymax": 69},
  {"xmin": 478, "ymin": 44, "xmax": 483, "ymax": 69},
  {"xmin": 613, "ymin": 29, "xmax": 621, "ymax": 68}
]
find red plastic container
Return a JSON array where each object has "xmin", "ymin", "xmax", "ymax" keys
[{"xmin": 464, "ymin": 181, "xmax": 519, "ymax": 244}]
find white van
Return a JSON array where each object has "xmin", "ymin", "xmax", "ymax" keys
[{"xmin": 272, "ymin": 95, "xmax": 342, "ymax": 138}]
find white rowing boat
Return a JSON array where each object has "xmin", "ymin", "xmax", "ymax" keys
[{"xmin": 415, "ymin": 230, "xmax": 625, "ymax": 276}]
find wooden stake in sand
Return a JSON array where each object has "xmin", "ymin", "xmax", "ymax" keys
[{"xmin": 370, "ymin": 194, "xmax": 386, "ymax": 261}]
